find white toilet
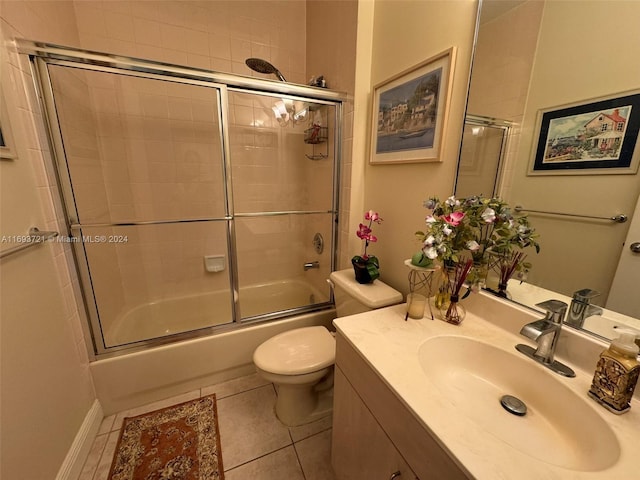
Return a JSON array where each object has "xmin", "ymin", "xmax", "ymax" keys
[{"xmin": 253, "ymin": 269, "xmax": 402, "ymax": 426}]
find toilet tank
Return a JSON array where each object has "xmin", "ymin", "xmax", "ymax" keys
[{"xmin": 329, "ymin": 269, "xmax": 403, "ymax": 317}]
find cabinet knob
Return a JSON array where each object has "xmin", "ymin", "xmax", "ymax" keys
[{"xmin": 389, "ymin": 472, "xmax": 401, "ymax": 479}]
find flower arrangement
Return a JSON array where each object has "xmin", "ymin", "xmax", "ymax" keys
[
  {"xmin": 352, "ymin": 210, "xmax": 383, "ymax": 284},
  {"xmin": 415, "ymin": 195, "xmax": 540, "ymax": 321},
  {"xmin": 416, "ymin": 195, "xmax": 540, "ymax": 267}
]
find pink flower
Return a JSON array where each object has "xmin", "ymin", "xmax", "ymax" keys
[
  {"xmin": 357, "ymin": 210, "xmax": 382, "ymax": 258},
  {"xmin": 443, "ymin": 211, "xmax": 465, "ymax": 226},
  {"xmin": 364, "ymin": 210, "xmax": 382, "ymax": 223},
  {"xmin": 356, "ymin": 223, "xmax": 371, "ymax": 239}
]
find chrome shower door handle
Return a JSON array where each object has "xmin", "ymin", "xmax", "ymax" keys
[{"xmin": 630, "ymin": 242, "xmax": 640, "ymax": 253}]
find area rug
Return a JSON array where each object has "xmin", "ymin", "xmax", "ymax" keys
[{"xmin": 108, "ymin": 395, "xmax": 224, "ymax": 480}]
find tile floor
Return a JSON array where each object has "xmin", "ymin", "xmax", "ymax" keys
[{"xmin": 79, "ymin": 373, "xmax": 337, "ymax": 480}]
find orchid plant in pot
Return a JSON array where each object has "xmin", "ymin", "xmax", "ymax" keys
[{"xmin": 352, "ymin": 210, "xmax": 382, "ymax": 284}]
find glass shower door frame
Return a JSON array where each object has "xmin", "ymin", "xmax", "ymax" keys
[
  {"xmin": 33, "ymin": 57, "xmax": 238, "ymax": 355},
  {"xmin": 26, "ymin": 42, "xmax": 344, "ymax": 357}
]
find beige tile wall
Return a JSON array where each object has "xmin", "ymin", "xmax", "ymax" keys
[
  {"xmin": 72, "ymin": 0, "xmax": 307, "ymax": 84},
  {"xmin": 306, "ymin": 0, "xmax": 358, "ymax": 270}
]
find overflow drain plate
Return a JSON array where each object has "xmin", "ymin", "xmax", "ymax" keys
[{"xmin": 500, "ymin": 395, "xmax": 527, "ymax": 416}]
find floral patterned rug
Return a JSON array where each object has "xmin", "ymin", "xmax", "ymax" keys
[{"xmin": 108, "ymin": 395, "xmax": 224, "ymax": 480}]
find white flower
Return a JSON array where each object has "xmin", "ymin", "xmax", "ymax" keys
[
  {"xmin": 466, "ymin": 240, "xmax": 480, "ymax": 251},
  {"xmin": 445, "ymin": 195, "xmax": 460, "ymax": 207},
  {"xmin": 443, "ymin": 225, "xmax": 452, "ymax": 236},
  {"xmin": 481, "ymin": 208, "xmax": 496, "ymax": 223},
  {"xmin": 423, "ymin": 235, "xmax": 435, "ymax": 246},
  {"xmin": 424, "ymin": 246, "xmax": 438, "ymax": 259},
  {"xmin": 425, "ymin": 215, "xmax": 437, "ymax": 224}
]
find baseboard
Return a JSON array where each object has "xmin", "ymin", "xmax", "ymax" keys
[{"xmin": 56, "ymin": 399, "xmax": 103, "ymax": 480}]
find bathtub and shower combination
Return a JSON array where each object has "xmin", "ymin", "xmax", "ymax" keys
[{"xmin": 22, "ymin": 41, "xmax": 344, "ymax": 413}]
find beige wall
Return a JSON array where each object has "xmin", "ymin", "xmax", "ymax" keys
[
  {"xmin": 359, "ymin": 0, "xmax": 478, "ymax": 294},
  {"xmin": 0, "ymin": 2, "xmax": 96, "ymax": 479},
  {"xmin": 508, "ymin": 0, "xmax": 640, "ymax": 302}
]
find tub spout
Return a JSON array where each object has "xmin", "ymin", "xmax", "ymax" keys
[{"xmin": 304, "ymin": 261, "xmax": 320, "ymax": 271}]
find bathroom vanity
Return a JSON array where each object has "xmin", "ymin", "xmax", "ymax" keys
[
  {"xmin": 332, "ymin": 333, "xmax": 468, "ymax": 479},
  {"xmin": 331, "ymin": 292, "xmax": 640, "ymax": 479}
]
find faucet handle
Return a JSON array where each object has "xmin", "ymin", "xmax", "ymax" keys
[
  {"xmin": 572, "ymin": 289, "xmax": 600, "ymax": 302},
  {"xmin": 535, "ymin": 299, "xmax": 568, "ymax": 324}
]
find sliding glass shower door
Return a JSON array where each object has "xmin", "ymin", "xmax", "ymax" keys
[
  {"xmin": 39, "ymin": 57, "xmax": 339, "ymax": 355},
  {"xmin": 227, "ymin": 91, "xmax": 336, "ymax": 319},
  {"xmin": 47, "ymin": 65, "xmax": 234, "ymax": 350}
]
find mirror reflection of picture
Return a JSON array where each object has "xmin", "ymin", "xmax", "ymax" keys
[{"xmin": 531, "ymin": 92, "xmax": 640, "ymax": 174}]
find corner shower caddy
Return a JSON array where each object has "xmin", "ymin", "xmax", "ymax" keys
[{"xmin": 304, "ymin": 105, "xmax": 329, "ymax": 160}]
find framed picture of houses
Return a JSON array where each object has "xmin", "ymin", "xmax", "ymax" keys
[
  {"xmin": 530, "ymin": 91, "xmax": 640, "ymax": 175},
  {"xmin": 369, "ymin": 48, "xmax": 456, "ymax": 164}
]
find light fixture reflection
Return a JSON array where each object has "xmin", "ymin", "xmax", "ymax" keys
[{"xmin": 271, "ymin": 99, "xmax": 308, "ymax": 127}]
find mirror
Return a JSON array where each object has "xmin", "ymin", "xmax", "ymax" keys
[{"xmin": 458, "ymin": 0, "xmax": 640, "ymax": 340}]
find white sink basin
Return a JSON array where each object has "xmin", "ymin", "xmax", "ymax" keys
[{"xmin": 418, "ymin": 335, "xmax": 620, "ymax": 472}]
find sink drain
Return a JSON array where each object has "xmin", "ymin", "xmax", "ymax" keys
[{"xmin": 500, "ymin": 395, "xmax": 527, "ymax": 416}]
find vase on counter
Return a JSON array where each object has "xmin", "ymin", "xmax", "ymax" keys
[{"xmin": 436, "ymin": 260, "xmax": 473, "ymax": 325}]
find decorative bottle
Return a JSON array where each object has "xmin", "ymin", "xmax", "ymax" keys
[{"xmin": 588, "ymin": 329, "xmax": 640, "ymax": 414}]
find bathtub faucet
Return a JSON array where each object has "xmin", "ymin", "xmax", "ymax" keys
[{"xmin": 303, "ymin": 261, "xmax": 320, "ymax": 271}]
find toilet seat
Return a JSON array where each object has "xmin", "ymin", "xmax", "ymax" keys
[{"xmin": 253, "ymin": 326, "xmax": 335, "ymax": 375}]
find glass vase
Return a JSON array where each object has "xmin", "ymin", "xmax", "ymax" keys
[{"xmin": 439, "ymin": 294, "xmax": 467, "ymax": 325}]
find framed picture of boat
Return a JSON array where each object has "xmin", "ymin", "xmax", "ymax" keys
[
  {"xmin": 529, "ymin": 90, "xmax": 640, "ymax": 175},
  {"xmin": 370, "ymin": 47, "xmax": 455, "ymax": 164}
]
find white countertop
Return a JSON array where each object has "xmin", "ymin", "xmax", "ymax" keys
[{"xmin": 333, "ymin": 293, "xmax": 640, "ymax": 480}]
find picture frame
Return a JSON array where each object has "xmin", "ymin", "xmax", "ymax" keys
[
  {"xmin": 529, "ymin": 91, "xmax": 640, "ymax": 175},
  {"xmin": 369, "ymin": 47, "xmax": 455, "ymax": 164}
]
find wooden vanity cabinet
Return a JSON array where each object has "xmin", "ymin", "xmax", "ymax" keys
[
  {"xmin": 331, "ymin": 333, "xmax": 469, "ymax": 480},
  {"xmin": 332, "ymin": 366, "xmax": 418, "ymax": 479}
]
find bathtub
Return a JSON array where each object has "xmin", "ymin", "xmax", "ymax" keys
[
  {"xmin": 92, "ymin": 279, "xmax": 335, "ymax": 414},
  {"xmin": 107, "ymin": 279, "xmax": 327, "ymax": 347}
]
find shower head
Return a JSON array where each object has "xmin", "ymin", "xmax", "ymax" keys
[{"xmin": 245, "ymin": 58, "xmax": 287, "ymax": 82}]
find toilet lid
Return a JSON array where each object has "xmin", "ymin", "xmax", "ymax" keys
[{"xmin": 253, "ymin": 326, "xmax": 335, "ymax": 375}]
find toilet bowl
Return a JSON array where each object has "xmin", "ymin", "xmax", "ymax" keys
[{"xmin": 253, "ymin": 269, "xmax": 402, "ymax": 426}]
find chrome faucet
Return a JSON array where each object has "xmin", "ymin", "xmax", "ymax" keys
[
  {"xmin": 565, "ymin": 289, "xmax": 603, "ymax": 328},
  {"xmin": 516, "ymin": 299, "xmax": 576, "ymax": 377},
  {"xmin": 303, "ymin": 261, "xmax": 320, "ymax": 271}
]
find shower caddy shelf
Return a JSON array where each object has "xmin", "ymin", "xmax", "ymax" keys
[{"xmin": 304, "ymin": 106, "xmax": 329, "ymax": 160}]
